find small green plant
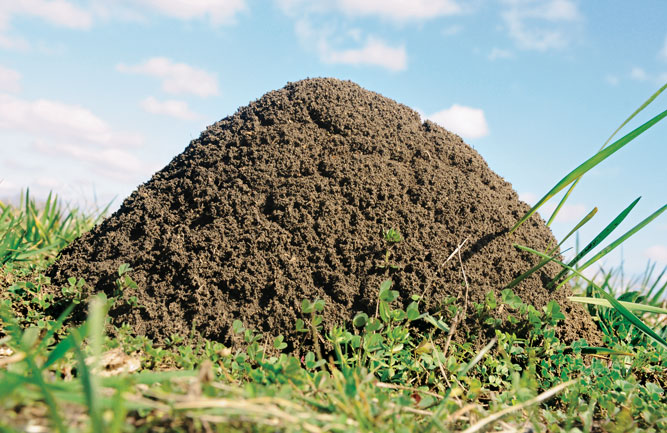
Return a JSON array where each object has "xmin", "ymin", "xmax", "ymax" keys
[
  {"xmin": 297, "ymin": 298, "xmax": 326, "ymax": 360},
  {"xmin": 378, "ymin": 228, "xmax": 403, "ymax": 270}
]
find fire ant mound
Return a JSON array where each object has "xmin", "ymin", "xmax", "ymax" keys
[{"xmin": 48, "ymin": 78, "xmax": 602, "ymax": 349}]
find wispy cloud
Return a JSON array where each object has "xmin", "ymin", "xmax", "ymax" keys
[
  {"xmin": 500, "ymin": 0, "xmax": 581, "ymax": 51},
  {"xmin": 133, "ymin": 0, "xmax": 247, "ymax": 25},
  {"xmin": 488, "ymin": 47, "xmax": 513, "ymax": 60},
  {"xmin": 0, "ymin": 0, "xmax": 248, "ymax": 48},
  {"xmin": 277, "ymin": 0, "xmax": 462, "ymax": 22},
  {"xmin": 335, "ymin": 0, "xmax": 462, "ymax": 21},
  {"xmin": 518, "ymin": 192, "xmax": 538, "ymax": 205},
  {"xmin": 546, "ymin": 203, "xmax": 587, "ymax": 223},
  {"xmin": 116, "ymin": 57, "xmax": 219, "ymax": 97},
  {"xmin": 427, "ymin": 104, "xmax": 489, "ymax": 139},
  {"xmin": 604, "ymin": 74, "xmax": 619, "ymax": 86},
  {"xmin": 0, "ymin": 0, "xmax": 93, "ymax": 52},
  {"xmin": 0, "ymin": 33, "xmax": 30, "ymax": 51},
  {"xmin": 659, "ymin": 34, "xmax": 667, "ymax": 61},
  {"xmin": 279, "ymin": 0, "xmax": 464, "ymax": 71},
  {"xmin": 630, "ymin": 66, "xmax": 648, "ymax": 81},
  {"xmin": 0, "ymin": 65, "xmax": 21, "ymax": 92},
  {"xmin": 32, "ymin": 140, "xmax": 146, "ymax": 177},
  {"xmin": 442, "ymin": 24, "xmax": 463, "ymax": 36},
  {"xmin": 645, "ymin": 245, "xmax": 667, "ymax": 264},
  {"xmin": 322, "ymin": 37, "xmax": 407, "ymax": 71},
  {"xmin": 0, "ymin": 0, "xmax": 94, "ymax": 31},
  {"xmin": 140, "ymin": 96, "xmax": 199, "ymax": 120},
  {"xmin": 628, "ymin": 66, "xmax": 667, "ymax": 85},
  {"xmin": 0, "ymin": 93, "xmax": 142, "ymax": 147},
  {"xmin": 0, "ymin": 93, "xmax": 147, "ymax": 180},
  {"xmin": 295, "ymin": 19, "xmax": 407, "ymax": 71},
  {"xmin": 518, "ymin": 192, "xmax": 588, "ymax": 223}
]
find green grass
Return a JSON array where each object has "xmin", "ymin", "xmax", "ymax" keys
[{"xmin": 1, "ymin": 84, "xmax": 666, "ymax": 432}]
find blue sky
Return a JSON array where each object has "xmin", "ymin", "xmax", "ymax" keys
[{"xmin": 0, "ymin": 0, "xmax": 665, "ymax": 283}]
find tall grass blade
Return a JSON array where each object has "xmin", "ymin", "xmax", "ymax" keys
[
  {"xmin": 70, "ymin": 294, "xmax": 107, "ymax": 432},
  {"xmin": 647, "ymin": 265, "xmax": 667, "ymax": 304},
  {"xmin": 70, "ymin": 328, "xmax": 103, "ymax": 432},
  {"xmin": 504, "ymin": 207, "xmax": 597, "ymax": 289},
  {"xmin": 515, "ymin": 244, "xmax": 667, "ymax": 348},
  {"xmin": 556, "ymin": 204, "xmax": 667, "ymax": 290},
  {"xmin": 568, "ymin": 296, "xmax": 667, "ymax": 314},
  {"xmin": 547, "ymin": 82, "xmax": 667, "ymax": 226},
  {"xmin": 43, "ymin": 322, "xmax": 89, "ymax": 369},
  {"xmin": 510, "ymin": 108, "xmax": 667, "ymax": 234},
  {"xmin": 0, "ymin": 304, "xmax": 67, "ymax": 432},
  {"xmin": 549, "ymin": 197, "xmax": 640, "ymax": 287}
]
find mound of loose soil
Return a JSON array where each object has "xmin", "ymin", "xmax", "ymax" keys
[{"xmin": 47, "ymin": 78, "xmax": 601, "ymax": 349}]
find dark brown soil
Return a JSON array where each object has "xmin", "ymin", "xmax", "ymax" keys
[{"xmin": 47, "ymin": 78, "xmax": 602, "ymax": 349}]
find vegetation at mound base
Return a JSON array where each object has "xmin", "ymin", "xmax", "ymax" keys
[
  {"xmin": 0, "ymin": 206, "xmax": 665, "ymax": 432},
  {"xmin": 1, "ymin": 83, "xmax": 666, "ymax": 432}
]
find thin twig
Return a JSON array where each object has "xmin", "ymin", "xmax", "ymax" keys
[
  {"xmin": 445, "ymin": 403, "xmax": 480, "ymax": 424},
  {"xmin": 441, "ymin": 238, "xmax": 469, "ymax": 269},
  {"xmin": 442, "ymin": 240, "xmax": 471, "ymax": 359}
]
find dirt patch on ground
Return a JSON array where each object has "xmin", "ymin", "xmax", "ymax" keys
[{"xmin": 47, "ymin": 78, "xmax": 602, "ymax": 349}]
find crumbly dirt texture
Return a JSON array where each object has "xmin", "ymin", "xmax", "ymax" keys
[{"xmin": 48, "ymin": 78, "xmax": 601, "ymax": 349}]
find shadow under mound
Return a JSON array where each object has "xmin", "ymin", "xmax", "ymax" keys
[{"xmin": 46, "ymin": 78, "xmax": 603, "ymax": 350}]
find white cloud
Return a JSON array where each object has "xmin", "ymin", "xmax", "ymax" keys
[
  {"xmin": 578, "ymin": 265, "xmax": 606, "ymax": 285},
  {"xmin": 500, "ymin": 0, "xmax": 581, "ymax": 51},
  {"xmin": 546, "ymin": 203, "xmax": 587, "ymax": 223},
  {"xmin": 322, "ymin": 37, "xmax": 407, "ymax": 71},
  {"xmin": 335, "ymin": 0, "xmax": 462, "ymax": 21},
  {"xmin": 442, "ymin": 25, "xmax": 463, "ymax": 36},
  {"xmin": 519, "ymin": 192, "xmax": 538, "ymax": 205},
  {"xmin": 140, "ymin": 96, "xmax": 199, "ymax": 120},
  {"xmin": 0, "ymin": 179, "xmax": 18, "ymax": 195},
  {"xmin": 605, "ymin": 74, "xmax": 619, "ymax": 86},
  {"xmin": 0, "ymin": 33, "xmax": 30, "ymax": 51},
  {"xmin": 518, "ymin": 192, "xmax": 588, "ymax": 223},
  {"xmin": 645, "ymin": 245, "xmax": 667, "ymax": 264},
  {"xmin": 0, "ymin": 93, "xmax": 142, "ymax": 147},
  {"xmin": 0, "ymin": 93, "xmax": 147, "ymax": 181},
  {"xmin": 659, "ymin": 34, "xmax": 667, "ymax": 61},
  {"xmin": 276, "ymin": 0, "xmax": 462, "ymax": 21},
  {"xmin": 134, "ymin": 0, "xmax": 247, "ymax": 24},
  {"xmin": 294, "ymin": 19, "xmax": 407, "ymax": 71},
  {"xmin": 117, "ymin": 57, "xmax": 219, "ymax": 97},
  {"xmin": 427, "ymin": 104, "xmax": 489, "ymax": 139},
  {"xmin": 626, "ymin": 67, "xmax": 667, "ymax": 85},
  {"xmin": 488, "ymin": 47, "xmax": 513, "ymax": 60},
  {"xmin": 32, "ymin": 140, "xmax": 145, "ymax": 176},
  {"xmin": 0, "ymin": 0, "xmax": 93, "ymax": 30},
  {"xmin": 630, "ymin": 67, "xmax": 648, "ymax": 81},
  {"xmin": 0, "ymin": 66, "xmax": 21, "ymax": 92}
]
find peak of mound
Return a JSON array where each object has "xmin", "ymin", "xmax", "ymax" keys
[{"xmin": 47, "ymin": 78, "xmax": 602, "ymax": 349}]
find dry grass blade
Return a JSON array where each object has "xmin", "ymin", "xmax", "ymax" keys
[
  {"xmin": 461, "ymin": 379, "xmax": 577, "ymax": 433},
  {"xmin": 173, "ymin": 396, "xmax": 336, "ymax": 433}
]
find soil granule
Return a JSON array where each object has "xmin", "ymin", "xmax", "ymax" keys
[{"xmin": 48, "ymin": 78, "xmax": 602, "ymax": 349}]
